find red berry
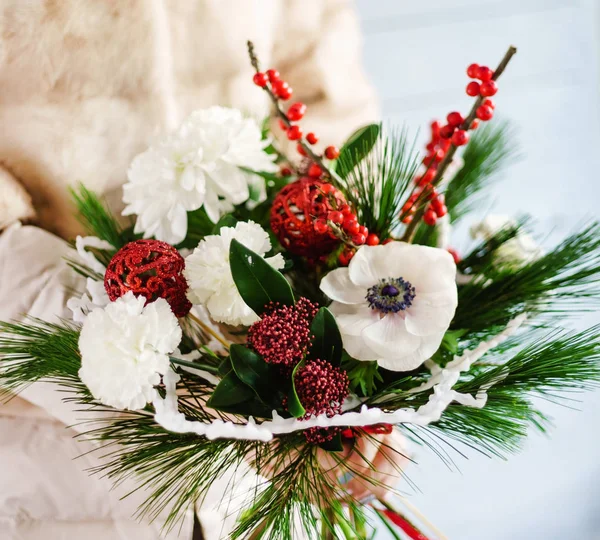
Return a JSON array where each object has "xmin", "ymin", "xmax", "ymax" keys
[
  {"xmin": 266, "ymin": 69, "xmax": 280, "ymax": 82},
  {"xmin": 427, "ymin": 188, "xmax": 439, "ymax": 201},
  {"xmin": 352, "ymin": 233, "xmax": 366, "ymax": 245},
  {"xmin": 324, "ymin": 146, "xmax": 340, "ymax": 160},
  {"xmin": 402, "ymin": 215, "xmax": 413, "ymax": 224},
  {"xmin": 421, "ymin": 168, "xmax": 436, "ymax": 183},
  {"xmin": 447, "ymin": 111, "xmax": 464, "ymax": 127},
  {"xmin": 296, "ymin": 143, "xmax": 307, "ymax": 157},
  {"xmin": 431, "ymin": 120, "xmax": 441, "ymax": 135},
  {"xmin": 476, "ymin": 105, "xmax": 494, "ymax": 121},
  {"xmin": 340, "ymin": 204, "xmax": 352, "ymax": 216},
  {"xmin": 439, "ymin": 124, "xmax": 455, "ymax": 139},
  {"xmin": 278, "ymin": 119, "xmax": 288, "ymax": 132},
  {"xmin": 308, "ymin": 163, "xmax": 322, "ymax": 178},
  {"xmin": 451, "ymin": 129, "xmax": 469, "ymax": 146},
  {"xmin": 253, "ymin": 72, "xmax": 268, "ymax": 87},
  {"xmin": 467, "ymin": 63, "xmax": 480, "ymax": 78},
  {"xmin": 338, "ymin": 248, "xmax": 355, "ymax": 266},
  {"xmin": 287, "ymin": 102, "xmax": 307, "ymax": 121},
  {"xmin": 470, "ymin": 119, "xmax": 480, "ymax": 130},
  {"xmin": 447, "ymin": 248, "xmax": 461, "ymax": 264},
  {"xmin": 423, "ymin": 209, "xmax": 438, "ymax": 226},
  {"xmin": 401, "ymin": 203, "xmax": 413, "ymax": 214},
  {"xmin": 287, "ymin": 125, "xmax": 302, "ymax": 141},
  {"xmin": 280, "ymin": 166, "xmax": 292, "ymax": 176},
  {"xmin": 273, "ymin": 80, "xmax": 290, "ymax": 96},
  {"xmin": 477, "ymin": 66, "xmax": 494, "ymax": 82},
  {"xmin": 466, "ymin": 81, "xmax": 481, "ymax": 97},
  {"xmin": 366, "ymin": 234, "xmax": 380, "ymax": 246},
  {"xmin": 321, "ymin": 183, "xmax": 335, "ymax": 194},
  {"xmin": 437, "ymin": 204, "xmax": 448, "ymax": 217},
  {"xmin": 328, "ymin": 211, "xmax": 344, "ymax": 224},
  {"xmin": 483, "ymin": 98, "xmax": 496, "ymax": 109},
  {"xmin": 306, "ymin": 132, "xmax": 318, "ymax": 145},
  {"xmin": 433, "ymin": 149, "xmax": 446, "ymax": 163},
  {"xmin": 480, "ymin": 80, "xmax": 498, "ymax": 97},
  {"xmin": 344, "ymin": 219, "xmax": 360, "ymax": 235},
  {"xmin": 314, "ymin": 219, "xmax": 329, "ymax": 234},
  {"xmin": 358, "ymin": 225, "xmax": 369, "ymax": 236},
  {"xmin": 278, "ymin": 86, "xmax": 293, "ymax": 100},
  {"xmin": 382, "ymin": 238, "xmax": 394, "ymax": 245}
]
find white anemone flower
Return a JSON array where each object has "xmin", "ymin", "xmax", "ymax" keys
[
  {"xmin": 320, "ymin": 242, "xmax": 458, "ymax": 372},
  {"xmin": 122, "ymin": 106, "xmax": 276, "ymax": 244},
  {"xmin": 470, "ymin": 214, "xmax": 543, "ymax": 268},
  {"xmin": 79, "ymin": 292, "xmax": 182, "ymax": 410},
  {"xmin": 184, "ymin": 221, "xmax": 284, "ymax": 326}
]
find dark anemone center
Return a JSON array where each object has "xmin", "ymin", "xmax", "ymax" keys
[{"xmin": 366, "ymin": 277, "xmax": 416, "ymax": 314}]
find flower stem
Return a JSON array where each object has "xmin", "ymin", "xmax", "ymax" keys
[
  {"xmin": 401, "ymin": 45, "xmax": 518, "ymax": 243},
  {"xmin": 247, "ymin": 40, "xmax": 344, "ymax": 184},
  {"xmin": 186, "ymin": 312, "xmax": 230, "ymax": 350},
  {"xmin": 169, "ymin": 357, "xmax": 220, "ymax": 373}
]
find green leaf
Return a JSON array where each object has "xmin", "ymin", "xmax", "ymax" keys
[
  {"xmin": 287, "ymin": 360, "xmax": 306, "ymax": 418},
  {"xmin": 229, "ymin": 344, "xmax": 277, "ymax": 402},
  {"xmin": 309, "ymin": 307, "xmax": 343, "ymax": 366},
  {"xmin": 318, "ymin": 432, "xmax": 344, "ymax": 452},
  {"xmin": 206, "ymin": 371, "xmax": 255, "ymax": 408},
  {"xmin": 229, "ymin": 239, "xmax": 294, "ymax": 316},
  {"xmin": 336, "ymin": 123, "xmax": 380, "ymax": 178},
  {"xmin": 212, "ymin": 214, "xmax": 238, "ymax": 234},
  {"xmin": 218, "ymin": 356, "xmax": 233, "ymax": 377}
]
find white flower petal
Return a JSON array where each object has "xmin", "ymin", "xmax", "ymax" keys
[
  {"xmin": 404, "ymin": 291, "xmax": 457, "ymax": 337},
  {"xmin": 362, "ymin": 314, "xmax": 421, "ymax": 362},
  {"xmin": 320, "ymin": 268, "xmax": 366, "ymax": 304},
  {"xmin": 330, "ymin": 303, "xmax": 379, "ymax": 337},
  {"xmin": 348, "ymin": 246, "xmax": 391, "ymax": 287}
]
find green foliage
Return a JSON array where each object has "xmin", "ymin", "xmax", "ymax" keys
[
  {"xmin": 229, "ymin": 239, "xmax": 295, "ymax": 316},
  {"xmin": 70, "ymin": 184, "xmax": 133, "ymax": 249},
  {"xmin": 342, "ymin": 356, "xmax": 383, "ymax": 397},
  {"xmin": 335, "ymin": 128, "xmax": 420, "ymax": 239},
  {"xmin": 308, "ymin": 307, "xmax": 343, "ymax": 366},
  {"xmin": 178, "ymin": 207, "xmax": 215, "ymax": 249},
  {"xmin": 453, "ymin": 223, "xmax": 600, "ymax": 335},
  {"xmin": 287, "ymin": 360, "xmax": 306, "ymax": 418},
  {"xmin": 230, "ymin": 344, "xmax": 283, "ymax": 407},
  {"xmin": 335, "ymin": 123, "xmax": 381, "ymax": 179},
  {"xmin": 445, "ymin": 120, "xmax": 519, "ymax": 223},
  {"xmin": 0, "ymin": 319, "xmax": 83, "ymax": 398}
]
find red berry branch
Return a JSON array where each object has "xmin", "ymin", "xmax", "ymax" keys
[
  {"xmin": 401, "ymin": 45, "xmax": 517, "ymax": 242},
  {"xmin": 247, "ymin": 40, "xmax": 343, "ymax": 184}
]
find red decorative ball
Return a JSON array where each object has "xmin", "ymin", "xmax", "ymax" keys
[
  {"xmin": 270, "ymin": 177, "xmax": 346, "ymax": 257},
  {"xmin": 104, "ymin": 239, "xmax": 192, "ymax": 317}
]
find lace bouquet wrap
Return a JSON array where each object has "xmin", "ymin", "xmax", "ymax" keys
[{"xmin": 2, "ymin": 43, "xmax": 600, "ymax": 539}]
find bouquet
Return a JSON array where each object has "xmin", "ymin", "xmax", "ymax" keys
[{"xmin": 2, "ymin": 42, "xmax": 600, "ymax": 539}]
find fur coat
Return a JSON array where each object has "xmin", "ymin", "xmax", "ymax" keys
[{"xmin": 0, "ymin": 1, "xmax": 377, "ymax": 538}]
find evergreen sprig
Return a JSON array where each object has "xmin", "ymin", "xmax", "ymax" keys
[
  {"xmin": 70, "ymin": 184, "xmax": 134, "ymax": 249},
  {"xmin": 445, "ymin": 120, "xmax": 518, "ymax": 223},
  {"xmin": 335, "ymin": 128, "xmax": 420, "ymax": 239},
  {"xmin": 452, "ymin": 223, "xmax": 600, "ymax": 334},
  {"xmin": 0, "ymin": 319, "xmax": 82, "ymax": 398}
]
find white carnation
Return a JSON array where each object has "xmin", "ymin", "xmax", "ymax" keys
[
  {"xmin": 78, "ymin": 292, "xmax": 182, "ymax": 410},
  {"xmin": 122, "ymin": 106, "xmax": 276, "ymax": 244},
  {"xmin": 470, "ymin": 214, "xmax": 543, "ymax": 268},
  {"xmin": 184, "ymin": 221, "xmax": 284, "ymax": 326}
]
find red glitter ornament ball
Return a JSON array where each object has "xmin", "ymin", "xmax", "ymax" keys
[
  {"xmin": 247, "ymin": 297, "xmax": 319, "ymax": 367},
  {"xmin": 295, "ymin": 358, "xmax": 350, "ymax": 444},
  {"xmin": 270, "ymin": 177, "xmax": 346, "ymax": 257},
  {"xmin": 104, "ymin": 239, "xmax": 192, "ymax": 317}
]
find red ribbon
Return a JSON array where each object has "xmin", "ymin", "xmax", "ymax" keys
[{"xmin": 381, "ymin": 508, "xmax": 430, "ymax": 540}]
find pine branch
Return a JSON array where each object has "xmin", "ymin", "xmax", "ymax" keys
[
  {"xmin": 70, "ymin": 184, "xmax": 133, "ymax": 249},
  {"xmin": 335, "ymin": 128, "xmax": 420, "ymax": 239},
  {"xmin": 0, "ymin": 319, "xmax": 83, "ymax": 398},
  {"xmin": 452, "ymin": 223, "xmax": 600, "ymax": 333},
  {"xmin": 445, "ymin": 120, "xmax": 519, "ymax": 222}
]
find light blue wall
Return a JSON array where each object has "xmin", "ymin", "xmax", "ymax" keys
[{"xmin": 355, "ymin": 1, "xmax": 600, "ymax": 538}]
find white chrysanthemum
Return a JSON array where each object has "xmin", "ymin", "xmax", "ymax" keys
[
  {"xmin": 471, "ymin": 214, "xmax": 543, "ymax": 268},
  {"xmin": 79, "ymin": 292, "xmax": 182, "ymax": 410},
  {"xmin": 320, "ymin": 242, "xmax": 458, "ymax": 372},
  {"xmin": 184, "ymin": 221, "xmax": 284, "ymax": 326},
  {"xmin": 122, "ymin": 106, "xmax": 277, "ymax": 244}
]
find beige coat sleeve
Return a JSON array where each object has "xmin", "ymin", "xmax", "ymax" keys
[{"xmin": 272, "ymin": 0, "xmax": 379, "ymax": 152}]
